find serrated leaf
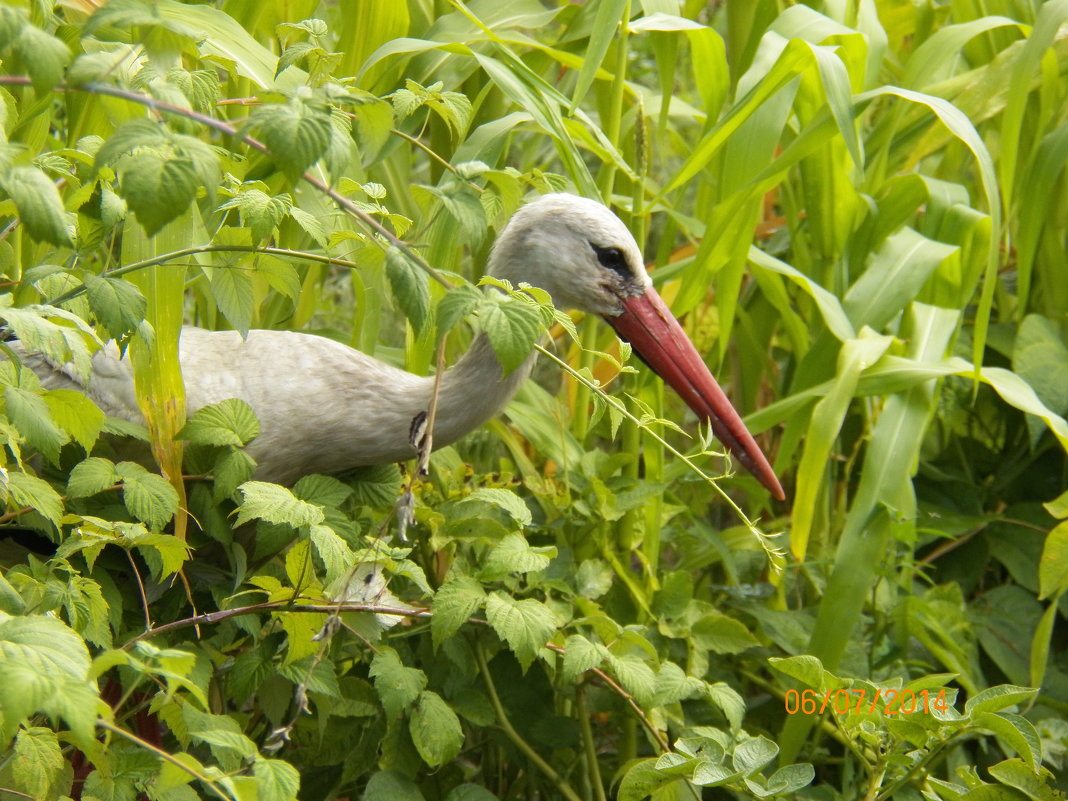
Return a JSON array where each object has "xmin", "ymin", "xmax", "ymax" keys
[
  {"xmin": 484, "ymin": 592, "xmax": 555, "ymax": 670},
  {"xmin": 431, "ymin": 575, "xmax": 486, "ymax": 649},
  {"xmin": 309, "ymin": 524, "xmax": 354, "ymax": 583},
  {"xmin": 462, "ymin": 488, "xmax": 532, "ymax": 527},
  {"xmin": 370, "ymin": 647, "xmax": 427, "ymax": 719},
  {"xmin": 385, "ymin": 246, "xmax": 429, "ymax": 332},
  {"xmin": 2, "ymin": 166, "xmax": 72, "ymax": 246},
  {"xmin": 562, "ymin": 634, "xmax": 607, "ymax": 682},
  {"xmin": 68, "ymin": 456, "xmax": 119, "ymax": 497},
  {"xmin": 348, "ymin": 462, "xmax": 402, "ymax": 507},
  {"xmin": 213, "ymin": 448, "xmax": 256, "ymax": 501},
  {"xmin": 482, "ymin": 533, "xmax": 553, "ymax": 578},
  {"xmin": 4, "ymin": 470, "xmax": 64, "ymax": 529},
  {"xmin": 363, "ymin": 771, "xmax": 424, "ymax": 801},
  {"xmin": 13, "ymin": 726, "xmax": 64, "ymax": 800},
  {"xmin": 0, "ymin": 613, "xmax": 97, "ymax": 743},
  {"xmin": 117, "ymin": 461, "xmax": 179, "ymax": 531},
  {"xmin": 178, "ymin": 398, "xmax": 260, "ymax": 447},
  {"xmin": 205, "ymin": 266, "xmax": 254, "ymax": 337},
  {"xmin": 654, "ymin": 661, "xmax": 705, "ymax": 705},
  {"xmin": 84, "ymin": 274, "xmax": 147, "ymax": 339},
  {"xmin": 236, "ymin": 481, "xmax": 325, "ymax": 528},
  {"xmin": 437, "ymin": 285, "xmax": 483, "ymax": 342},
  {"xmin": 117, "ymin": 150, "xmax": 199, "ymax": 235},
  {"xmin": 183, "ymin": 704, "xmax": 257, "ymax": 759},
  {"xmin": 606, "ymin": 654, "xmax": 658, "ymax": 705},
  {"xmin": 708, "ymin": 682, "xmax": 746, "ymax": 731},
  {"xmin": 293, "ymin": 473, "xmax": 352, "ymax": 507},
  {"xmin": 251, "ymin": 96, "xmax": 333, "ymax": 179},
  {"xmin": 15, "ymin": 25, "xmax": 71, "ymax": 92},
  {"xmin": 5, "ymin": 385, "xmax": 64, "ymax": 464},
  {"xmin": 410, "ymin": 690, "xmax": 464, "ymax": 767},
  {"xmin": 480, "ymin": 297, "xmax": 542, "ymax": 374},
  {"xmin": 254, "ymin": 757, "xmax": 300, "ymax": 801},
  {"xmin": 692, "ymin": 613, "xmax": 760, "ymax": 654},
  {"xmin": 44, "ymin": 389, "xmax": 106, "ymax": 452},
  {"xmin": 219, "ymin": 189, "xmax": 290, "ymax": 244},
  {"xmin": 1, "ymin": 302, "xmax": 99, "ymax": 382}
]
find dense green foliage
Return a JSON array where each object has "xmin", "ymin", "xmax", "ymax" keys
[{"xmin": 1, "ymin": 0, "xmax": 1067, "ymax": 799}]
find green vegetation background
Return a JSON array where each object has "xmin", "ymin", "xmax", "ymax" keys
[{"xmin": 0, "ymin": 0, "xmax": 1066, "ymax": 799}]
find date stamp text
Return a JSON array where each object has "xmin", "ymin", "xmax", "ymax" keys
[{"xmin": 784, "ymin": 688, "xmax": 951, "ymax": 716}]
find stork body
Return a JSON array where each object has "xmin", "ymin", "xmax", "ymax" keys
[{"xmin": 18, "ymin": 195, "xmax": 785, "ymax": 499}]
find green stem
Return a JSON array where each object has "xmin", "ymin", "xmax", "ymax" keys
[
  {"xmin": 99, "ymin": 719, "xmax": 237, "ymax": 801},
  {"xmin": 576, "ymin": 685, "xmax": 607, "ymax": 801},
  {"xmin": 474, "ymin": 641, "xmax": 584, "ymax": 801}
]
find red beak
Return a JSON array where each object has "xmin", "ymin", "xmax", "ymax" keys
[{"xmin": 604, "ymin": 287, "xmax": 786, "ymax": 501}]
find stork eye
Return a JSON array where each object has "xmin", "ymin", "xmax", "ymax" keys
[{"xmin": 591, "ymin": 244, "xmax": 629, "ymax": 277}]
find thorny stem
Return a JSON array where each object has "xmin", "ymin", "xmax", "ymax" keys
[{"xmin": 473, "ymin": 641, "xmax": 585, "ymax": 801}]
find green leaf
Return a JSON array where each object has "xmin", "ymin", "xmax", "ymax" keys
[
  {"xmin": 235, "ymin": 481, "xmax": 325, "ymax": 528},
  {"xmin": 765, "ymin": 763, "xmax": 816, "ymax": 795},
  {"xmin": 348, "ymin": 463, "xmax": 402, "ymax": 507},
  {"xmin": 253, "ymin": 757, "xmax": 300, "ymax": 801},
  {"xmin": 2, "ymin": 166, "xmax": 72, "ymax": 246},
  {"xmin": 732, "ymin": 736, "xmax": 779, "ymax": 776},
  {"xmin": 606, "ymin": 655, "xmax": 657, "ymax": 705},
  {"xmin": 5, "ymin": 385, "xmax": 65, "ymax": 464},
  {"xmin": 385, "ymin": 246, "xmax": 429, "ymax": 332},
  {"xmin": 14, "ymin": 24, "xmax": 71, "ymax": 92},
  {"xmin": 13, "ymin": 726, "xmax": 64, "ymax": 800},
  {"xmin": 410, "ymin": 690, "xmax": 464, "ymax": 767},
  {"xmin": 431, "ymin": 575, "xmax": 486, "ymax": 649},
  {"xmin": 44, "ymin": 389, "xmax": 106, "ymax": 452},
  {"xmin": 965, "ymin": 685, "xmax": 1039, "ymax": 717},
  {"xmin": 708, "ymin": 682, "xmax": 746, "ymax": 731},
  {"xmin": 67, "ymin": 456, "xmax": 120, "ymax": 497},
  {"xmin": 0, "ymin": 613, "xmax": 98, "ymax": 744},
  {"xmin": 562, "ymin": 634, "xmax": 608, "ymax": 682},
  {"xmin": 116, "ymin": 149, "xmax": 200, "ymax": 236},
  {"xmin": 461, "ymin": 488, "xmax": 532, "ymax": 527},
  {"xmin": 1039, "ymin": 521, "xmax": 1068, "ymax": 600},
  {"xmin": 213, "ymin": 448, "xmax": 257, "ymax": 501},
  {"xmin": 972, "ymin": 712, "xmax": 1041, "ymax": 771},
  {"xmin": 251, "ymin": 95, "xmax": 333, "ymax": 179},
  {"xmin": 485, "ymin": 592, "xmax": 555, "ymax": 670},
  {"xmin": 692, "ymin": 613, "xmax": 761, "ymax": 654},
  {"xmin": 178, "ymin": 398, "xmax": 260, "ymax": 447},
  {"xmin": 117, "ymin": 461, "xmax": 180, "ymax": 531},
  {"xmin": 617, "ymin": 758, "xmax": 677, "ymax": 801},
  {"xmin": 479, "ymin": 296, "xmax": 542, "ymax": 374},
  {"xmin": 219, "ymin": 189, "xmax": 291, "ymax": 244},
  {"xmin": 3, "ymin": 470, "xmax": 64, "ymax": 530},
  {"xmin": 370, "ymin": 647, "xmax": 427, "ymax": 719},
  {"xmin": 481, "ymin": 532, "xmax": 553, "ymax": 578},
  {"xmin": 309, "ymin": 524, "xmax": 354, "ymax": 583},
  {"xmin": 292, "ymin": 474, "xmax": 352, "ymax": 507},
  {"xmin": 437, "ymin": 285, "xmax": 483, "ymax": 343},
  {"xmin": 363, "ymin": 771, "xmax": 425, "ymax": 801},
  {"xmin": 84, "ymin": 274, "xmax": 147, "ymax": 340}
]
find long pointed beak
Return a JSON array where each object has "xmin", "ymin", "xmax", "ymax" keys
[{"xmin": 604, "ymin": 287, "xmax": 786, "ymax": 501}]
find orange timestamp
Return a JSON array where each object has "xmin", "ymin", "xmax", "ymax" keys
[{"xmin": 784, "ymin": 688, "xmax": 951, "ymax": 716}]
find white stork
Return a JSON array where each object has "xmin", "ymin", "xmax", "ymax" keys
[{"xmin": 17, "ymin": 194, "xmax": 785, "ymax": 500}]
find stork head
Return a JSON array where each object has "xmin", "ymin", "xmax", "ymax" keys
[
  {"xmin": 488, "ymin": 193, "xmax": 786, "ymax": 501},
  {"xmin": 488, "ymin": 194, "xmax": 650, "ymax": 316}
]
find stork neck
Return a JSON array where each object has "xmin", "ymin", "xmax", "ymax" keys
[{"xmin": 430, "ymin": 332, "xmax": 536, "ymax": 449}]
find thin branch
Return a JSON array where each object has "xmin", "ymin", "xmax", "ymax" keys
[
  {"xmin": 125, "ymin": 549, "xmax": 153, "ymax": 631},
  {"xmin": 474, "ymin": 640, "xmax": 585, "ymax": 801},
  {"xmin": 0, "ymin": 76, "xmax": 452, "ymax": 290},
  {"xmin": 98, "ymin": 719, "xmax": 237, "ymax": 801}
]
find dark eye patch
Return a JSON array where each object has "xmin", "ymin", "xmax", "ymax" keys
[{"xmin": 591, "ymin": 243, "xmax": 629, "ymax": 277}]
